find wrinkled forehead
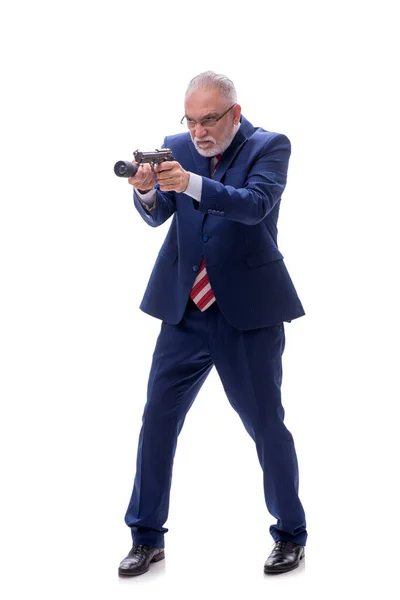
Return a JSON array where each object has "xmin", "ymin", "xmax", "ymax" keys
[{"xmin": 184, "ymin": 87, "xmax": 227, "ymax": 117}]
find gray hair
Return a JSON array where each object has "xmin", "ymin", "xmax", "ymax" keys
[{"xmin": 185, "ymin": 71, "xmax": 237, "ymax": 104}]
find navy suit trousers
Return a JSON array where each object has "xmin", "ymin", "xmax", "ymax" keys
[{"xmin": 125, "ymin": 300, "xmax": 307, "ymax": 547}]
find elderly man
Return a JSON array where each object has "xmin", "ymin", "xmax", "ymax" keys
[{"xmin": 118, "ymin": 71, "xmax": 307, "ymax": 577}]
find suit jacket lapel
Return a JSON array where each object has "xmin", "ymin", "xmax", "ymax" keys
[
  {"xmin": 213, "ymin": 116, "xmax": 254, "ymax": 182},
  {"xmin": 187, "ymin": 136, "xmax": 212, "ymax": 177}
]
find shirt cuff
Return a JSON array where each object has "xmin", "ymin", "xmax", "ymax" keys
[
  {"xmin": 136, "ymin": 188, "xmax": 157, "ymax": 211},
  {"xmin": 184, "ymin": 173, "xmax": 202, "ymax": 202}
]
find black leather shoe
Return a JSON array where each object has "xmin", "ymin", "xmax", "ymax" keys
[
  {"xmin": 264, "ymin": 541, "xmax": 305, "ymax": 574},
  {"xmin": 118, "ymin": 545, "xmax": 165, "ymax": 577}
]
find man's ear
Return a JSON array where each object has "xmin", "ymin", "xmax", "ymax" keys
[{"xmin": 233, "ymin": 104, "xmax": 242, "ymax": 125}]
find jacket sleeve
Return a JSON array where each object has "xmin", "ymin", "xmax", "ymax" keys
[
  {"xmin": 198, "ymin": 133, "xmax": 291, "ymax": 226},
  {"xmin": 132, "ymin": 136, "xmax": 177, "ymax": 227},
  {"xmin": 133, "ymin": 187, "xmax": 176, "ymax": 228}
]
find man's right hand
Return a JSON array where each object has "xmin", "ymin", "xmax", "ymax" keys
[{"xmin": 128, "ymin": 163, "xmax": 157, "ymax": 193}]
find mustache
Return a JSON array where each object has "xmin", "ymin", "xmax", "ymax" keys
[{"xmin": 193, "ymin": 136, "xmax": 216, "ymax": 144}]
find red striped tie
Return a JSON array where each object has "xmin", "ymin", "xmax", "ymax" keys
[
  {"xmin": 190, "ymin": 257, "xmax": 216, "ymax": 311},
  {"xmin": 189, "ymin": 154, "xmax": 222, "ymax": 312},
  {"xmin": 212, "ymin": 153, "xmax": 223, "ymax": 174}
]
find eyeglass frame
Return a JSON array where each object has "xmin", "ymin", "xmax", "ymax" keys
[{"xmin": 180, "ymin": 104, "xmax": 237, "ymax": 129}]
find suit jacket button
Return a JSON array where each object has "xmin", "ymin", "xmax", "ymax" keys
[
  {"xmin": 193, "ymin": 265, "xmax": 199, "ymax": 272},
  {"xmin": 220, "ymin": 211, "xmax": 225, "ymax": 216},
  {"xmin": 202, "ymin": 235, "xmax": 209, "ymax": 242}
]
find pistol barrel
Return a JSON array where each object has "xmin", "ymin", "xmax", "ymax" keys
[{"xmin": 114, "ymin": 161, "xmax": 139, "ymax": 178}]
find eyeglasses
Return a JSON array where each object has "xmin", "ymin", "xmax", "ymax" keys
[{"xmin": 181, "ymin": 104, "xmax": 236, "ymax": 129}]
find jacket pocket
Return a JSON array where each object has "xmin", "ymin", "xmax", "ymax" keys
[{"xmin": 245, "ymin": 246, "xmax": 284, "ymax": 268}]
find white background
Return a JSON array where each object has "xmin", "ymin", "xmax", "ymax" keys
[{"xmin": 1, "ymin": 1, "xmax": 399, "ymax": 598}]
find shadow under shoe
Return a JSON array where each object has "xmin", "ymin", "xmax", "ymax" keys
[
  {"xmin": 118, "ymin": 545, "xmax": 165, "ymax": 577},
  {"xmin": 264, "ymin": 541, "xmax": 305, "ymax": 575}
]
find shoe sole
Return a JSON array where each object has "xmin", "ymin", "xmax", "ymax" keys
[
  {"xmin": 118, "ymin": 551, "xmax": 165, "ymax": 577},
  {"xmin": 264, "ymin": 553, "xmax": 304, "ymax": 575}
]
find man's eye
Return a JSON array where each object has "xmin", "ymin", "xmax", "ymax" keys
[{"xmin": 201, "ymin": 118, "xmax": 217, "ymax": 127}]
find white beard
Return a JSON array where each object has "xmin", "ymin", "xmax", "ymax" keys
[{"xmin": 192, "ymin": 123, "xmax": 240, "ymax": 157}]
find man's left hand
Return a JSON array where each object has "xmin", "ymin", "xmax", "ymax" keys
[{"xmin": 155, "ymin": 161, "xmax": 190, "ymax": 193}]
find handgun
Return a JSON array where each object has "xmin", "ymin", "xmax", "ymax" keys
[{"xmin": 114, "ymin": 148, "xmax": 174, "ymax": 178}]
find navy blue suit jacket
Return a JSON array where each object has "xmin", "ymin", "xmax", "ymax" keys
[{"xmin": 133, "ymin": 116, "xmax": 305, "ymax": 331}]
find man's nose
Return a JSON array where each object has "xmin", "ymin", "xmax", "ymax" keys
[{"xmin": 194, "ymin": 123, "xmax": 207, "ymax": 138}]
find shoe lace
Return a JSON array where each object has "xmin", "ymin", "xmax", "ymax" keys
[
  {"xmin": 274, "ymin": 540, "xmax": 288, "ymax": 551},
  {"xmin": 131, "ymin": 544, "xmax": 146, "ymax": 555}
]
